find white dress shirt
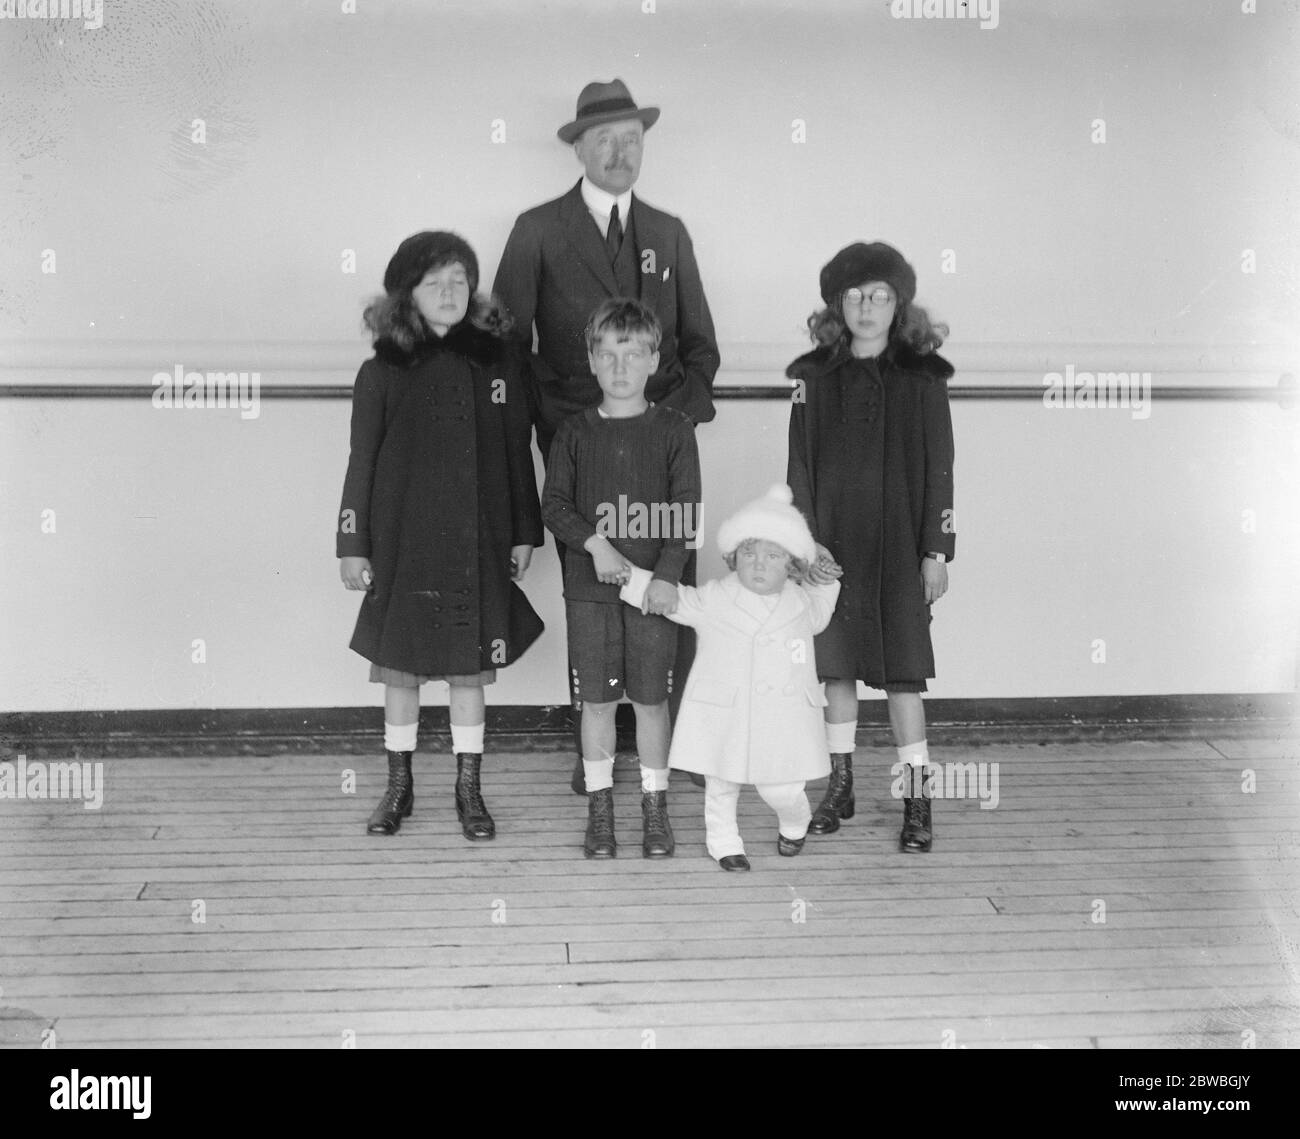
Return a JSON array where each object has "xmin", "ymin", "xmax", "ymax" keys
[{"xmin": 581, "ymin": 177, "xmax": 632, "ymax": 241}]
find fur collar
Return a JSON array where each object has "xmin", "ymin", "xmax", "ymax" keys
[
  {"xmin": 373, "ymin": 320, "xmax": 505, "ymax": 368},
  {"xmin": 786, "ymin": 339, "xmax": 954, "ymax": 383}
]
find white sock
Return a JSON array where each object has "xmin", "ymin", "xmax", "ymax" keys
[
  {"xmin": 826, "ymin": 721, "xmax": 857, "ymax": 754},
  {"xmin": 384, "ymin": 721, "xmax": 418, "ymax": 753},
  {"xmin": 641, "ymin": 765, "xmax": 669, "ymax": 793},
  {"xmin": 451, "ymin": 722, "xmax": 485, "ymax": 754},
  {"xmin": 898, "ymin": 741, "xmax": 930, "ymax": 796},
  {"xmin": 898, "ymin": 741, "xmax": 930, "ymax": 768},
  {"xmin": 583, "ymin": 757, "xmax": 614, "ymax": 793}
]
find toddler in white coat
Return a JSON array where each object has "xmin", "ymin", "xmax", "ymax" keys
[{"xmin": 620, "ymin": 484, "xmax": 842, "ymax": 870}]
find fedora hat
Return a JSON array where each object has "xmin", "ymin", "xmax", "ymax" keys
[{"xmin": 557, "ymin": 78, "xmax": 660, "ymax": 144}]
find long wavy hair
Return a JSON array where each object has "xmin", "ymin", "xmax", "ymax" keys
[
  {"xmin": 807, "ymin": 295, "xmax": 948, "ymax": 356},
  {"xmin": 362, "ymin": 263, "xmax": 513, "ymax": 354}
]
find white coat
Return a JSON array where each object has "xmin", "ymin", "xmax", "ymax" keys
[{"xmin": 621, "ymin": 567, "xmax": 841, "ymax": 785}]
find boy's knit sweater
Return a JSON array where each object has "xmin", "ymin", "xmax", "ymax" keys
[{"xmin": 541, "ymin": 404, "xmax": 702, "ymax": 603}]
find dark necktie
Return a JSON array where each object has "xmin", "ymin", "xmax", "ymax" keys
[{"xmin": 605, "ymin": 202, "xmax": 622, "ymax": 261}]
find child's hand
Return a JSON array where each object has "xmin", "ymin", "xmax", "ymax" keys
[
  {"xmin": 509, "ymin": 544, "xmax": 533, "ymax": 582},
  {"xmin": 921, "ymin": 557, "xmax": 948, "ymax": 604},
  {"xmin": 642, "ymin": 579, "xmax": 679, "ymax": 616},
  {"xmin": 806, "ymin": 543, "xmax": 843, "ymax": 585},
  {"xmin": 340, "ymin": 556, "xmax": 373, "ymax": 591},
  {"xmin": 587, "ymin": 537, "xmax": 632, "ymax": 585}
]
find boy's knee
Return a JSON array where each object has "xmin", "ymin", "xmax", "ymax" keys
[{"xmin": 629, "ymin": 699, "xmax": 669, "ymax": 717}]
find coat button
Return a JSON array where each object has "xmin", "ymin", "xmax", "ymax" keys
[{"xmin": 755, "ymin": 683, "xmax": 772, "ymax": 695}]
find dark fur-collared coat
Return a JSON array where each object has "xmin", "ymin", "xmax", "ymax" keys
[
  {"xmin": 786, "ymin": 340, "xmax": 956, "ymax": 688},
  {"xmin": 336, "ymin": 321, "xmax": 544, "ymax": 676}
]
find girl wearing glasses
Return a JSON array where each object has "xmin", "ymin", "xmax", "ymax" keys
[{"xmin": 786, "ymin": 241, "xmax": 956, "ymax": 853}]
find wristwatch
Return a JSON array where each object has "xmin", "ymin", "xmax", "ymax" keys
[{"xmin": 924, "ymin": 552, "xmax": 948, "ymax": 564}]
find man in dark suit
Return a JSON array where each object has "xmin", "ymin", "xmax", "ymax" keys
[{"xmin": 494, "ymin": 78, "xmax": 720, "ymax": 800}]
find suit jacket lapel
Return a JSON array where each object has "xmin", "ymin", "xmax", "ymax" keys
[
  {"xmin": 630, "ymin": 195, "xmax": 663, "ymax": 311},
  {"xmin": 560, "ymin": 181, "xmax": 619, "ymax": 297}
]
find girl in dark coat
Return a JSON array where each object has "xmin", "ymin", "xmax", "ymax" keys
[
  {"xmin": 337, "ymin": 231, "xmax": 544, "ymax": 840},
  {"xmin": 787, "ymin": 241, "xmax": 955, "ymax": 852}
]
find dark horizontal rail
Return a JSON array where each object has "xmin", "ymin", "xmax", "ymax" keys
[
  {"xmin": 0, "ymin": 378, "xmax": 1294, "ymax": 404},
  {"xmin": 3, "ymin": 694, "xmax": 1294, "ymax": 757}
]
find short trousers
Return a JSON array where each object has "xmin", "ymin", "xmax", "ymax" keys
[
  {"xmin": 820, "ymin": 675, "xmax": 928, "ymax": 694},
  {"xmin": 369, "ymin": 663, "xmax": 497, "ymax": 688},
  {"xmin": 565, "ymin": 598, "xmax": 677, "ymax": 705}
]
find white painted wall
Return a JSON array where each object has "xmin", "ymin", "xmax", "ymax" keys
[{"xmin": 2, "ymin": 0, "xmax": 1297, "ymax": 711}]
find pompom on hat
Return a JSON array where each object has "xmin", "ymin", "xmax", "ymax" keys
[
  {"xmin": 716, "ymin": 484, "xmax": 816, "ymax": 564},
  {"xmin": 820, "ymin": 241, "xmax": 916, "ymax": 307},
  {"xmin": 383, "ymin": 231, "xmax": 479, "ymax": 297}
]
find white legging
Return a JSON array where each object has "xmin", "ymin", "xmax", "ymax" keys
[{"xmin": 703, "ymin": 775, "xmax": 811, "ymax": 860}]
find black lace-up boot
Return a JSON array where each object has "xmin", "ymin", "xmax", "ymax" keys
[
  {"xmin": 641, "ymin": 790, "xmax": 674, "ymax": 858},
  {"xmin": 583, "ymin": 787, "xmax": 617, "ymax": 858},
  {"xmin": 454, "ymin": 753, "xmax": 495, "ymax": 841},
  {"xmin": 899, "ymin": 778, "xmax": 933, "ymax": 853},
  {"xmin": 366, "ymin": 750, "xmax": 413, "ymax": 835},
  {"xmin": 808, "ymin": 752, "xmax": 855, "ymax": 835}
]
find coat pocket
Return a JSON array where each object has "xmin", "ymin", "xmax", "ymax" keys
[
  {"xmin": 805, "ymin": 686, "xmax": 829, "ymax": 708},
  {"xmin": 687, "ymin": 678, "xmax": 738, "ymax": 707}
]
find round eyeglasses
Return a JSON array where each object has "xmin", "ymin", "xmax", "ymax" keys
[{"xmin": 842, "ymin": 286, "xmax": 896, "ymax": 309}]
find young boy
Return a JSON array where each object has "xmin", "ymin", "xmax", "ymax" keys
[
  {"xmin": 541, "ymin": 299, "xmax": 702, "ymax": 859},
  {"xmin": 619, "ymin": 485, "xmax": 843, "ymax": 870}
]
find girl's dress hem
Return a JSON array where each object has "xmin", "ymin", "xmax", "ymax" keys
[{"xmin": 368, "ymin": 663, "xmax": 497, "ymax": 688}]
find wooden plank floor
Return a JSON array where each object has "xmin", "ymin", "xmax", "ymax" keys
[{"xmin": 2, "ymin": 735, "xmax": 1298, "ymax": 1048}]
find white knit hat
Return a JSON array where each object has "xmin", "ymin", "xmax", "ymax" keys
[{"xmin": 716, "ymin": 484, "xmax": 816, "ymax": 563}]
